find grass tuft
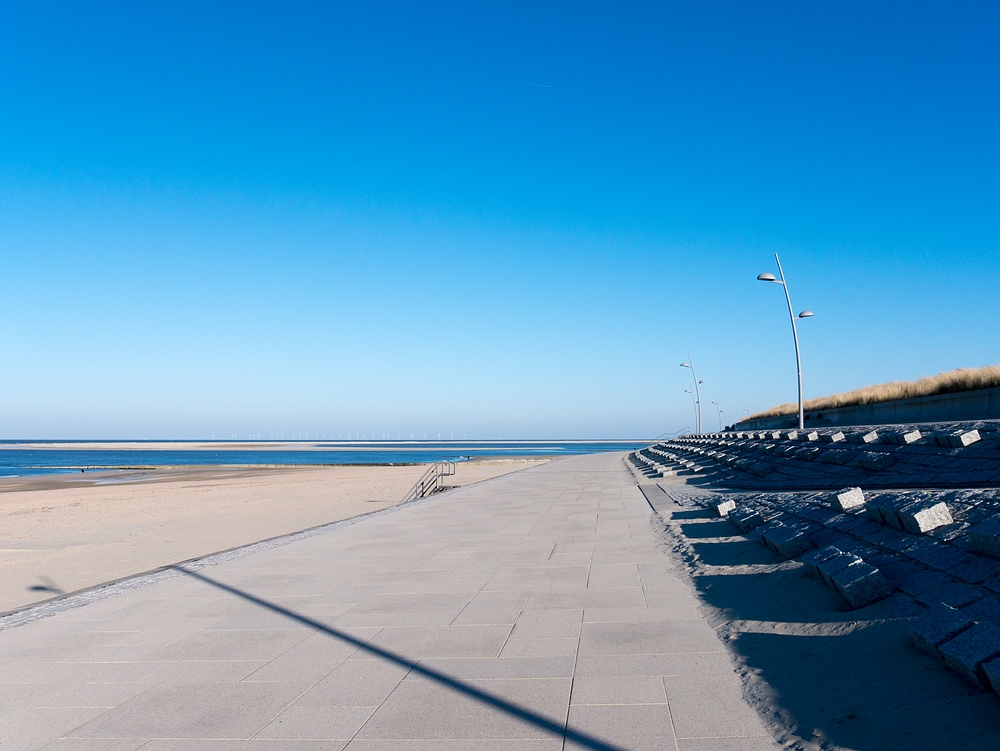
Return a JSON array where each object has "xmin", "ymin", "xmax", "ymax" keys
[{"xmin": 748, "ymin": 364, "xmax": 1000, "ymax": 420}]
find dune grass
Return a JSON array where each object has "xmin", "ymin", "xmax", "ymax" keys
[{"xmin": 748, "ymin": 364, "xmax": 1000, "ymax": 420}]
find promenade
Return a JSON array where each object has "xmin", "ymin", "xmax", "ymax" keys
[{"xmin": 0, "ymin": 453, "xmax": 773, "ymax": 750}]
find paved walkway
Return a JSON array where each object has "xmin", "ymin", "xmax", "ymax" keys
[{"xmin": 0, "ymin": 453, "xmax": 775, "ymax": 750}]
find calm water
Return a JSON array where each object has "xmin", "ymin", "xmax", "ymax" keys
[{"xmin": 0, "ymin": 441, "xmax": 648, "ymax": 478}]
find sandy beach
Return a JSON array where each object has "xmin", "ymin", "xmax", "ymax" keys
[{"xmin": 0, "ymin": 459, "xmax": 549, "ymax": 613}]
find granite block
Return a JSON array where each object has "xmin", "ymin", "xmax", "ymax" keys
[
  {"xmin": 915, "ymin": 582, "xmax": 984, "ymax": 609},
  {"xmin": 867, "ymin": 496, "xmax": 909, "ymax": 530},
  {"xmin": 863, "ymin": 525, "xmax": 911, "ymax": 551},
  {"xmin": 949, "ymin": 430, "xmax": 982, "ymax": 448},
  {"xmin": 982, "ymin": 657, "xmax": 1000, "ymax": 693},
  {"xmin": 728, "ymin": 507, "xmax": 765, "ymax": 533},
  {"xmin": 904, "ymin": 538, "xmax": 973, "ymax": 571},
  {"xmin": 939, "ymin": 622, "xmax": 1000, "ymax": 687},
  {"xmin": 844, "ymin": 518, "xmax": 883, "ymax": 539},
  {"xmin": 968, "ymin": 517, "xmax": 1000, "ymax": 559},
  {"xmin": 909, "ymin": 603, "xmax": 975, "ymax": 656},
  {"xmin": 897, "ymin": 569, "xmax": 953, "ymax": 596},
  {"xmin": 926, "ymin": 522, "xmax": 970, "ymax": 543},
  {"xmin": 756, "ymin": 521, "xmax": 812, "ymax": 559},
  {"xmin": 800, "ymin": 545, "xmax": 842, "ymax": 578},
  {"xmin": 899, "ymin": 500, "xmax": 954, "ymax": 535},
  {"xmin": 816, "ymin": 550, "xmax": 860, "ymax": 587},
  {"xmin": 805, "ymin": 527, "xmax": 842, "ymax": 549},
  {"xmin": 822, "ymin": 450, "xmax": 854, "ymax": 465},
  {"xmin": 796, "ymin": 505, "xmax": 843, "ymax": 525},
  {"xmin": 830, "ymin": 560, "xmax": 893, "ymax": 609},
  {"xmin": 830, "ymin": 486, "xmax": 866, "ymax": 513},
  {"xmin": 962, "ymin": 597, "xmax": 1000, "ymax": 627},
  {"xmin": 948, "ymin": 555, "xmax": 1000, "ymax": 584},
  {"xmin": 859, "ymin": 452, "xmax": 895, "ymax": 471},
  {"xmin": 888, "ymin": 430, "xmax": 923, "ymax": 445},
  {"xmin": 709, "ymin": 499, "xmax": 736, "ymax": 517}
]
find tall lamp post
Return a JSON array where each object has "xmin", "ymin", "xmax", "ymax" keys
[
  {"xmin": 757, "ymin": 254, "xmax": 814, "ymax": 430},
  {"xmin": 711, "ymin": 400, "xmax": 723, "ymax": 431},
  {"xmin": 684, "ymin": 389, "xmax": 698, "ymax": 431},
  {"xmin": 680, "ymin": 357, "xmax": 704, "ymax": 433}
]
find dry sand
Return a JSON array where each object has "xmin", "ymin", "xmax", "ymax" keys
[
  {"xmin": 648, "ymin": 475, "xmax": 1000, "ymax": 751},
  {"xmin": 0, "ymin": 458, "xmax": 549, "ymax": 614}
]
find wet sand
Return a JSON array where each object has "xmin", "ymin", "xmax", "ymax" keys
[{"xmin": 0, "ymin": 459, "xmax": 549, "ymax": 613}]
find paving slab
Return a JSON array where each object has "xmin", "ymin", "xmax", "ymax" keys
[{"xmin": 0, "ymin": 453, "xmax": 774, "ymax": 750}]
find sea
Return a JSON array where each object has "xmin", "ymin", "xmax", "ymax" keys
[{"xmin": 0, "ymin": 440, "xmax": 650, "ymax": 478}]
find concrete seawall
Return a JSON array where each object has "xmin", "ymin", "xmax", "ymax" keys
[{"xmin": 735, "ymin": 385, "xmax": 1000, "ymax": 430}]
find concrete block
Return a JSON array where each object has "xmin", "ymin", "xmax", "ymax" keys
[
  {"xmin": 729, "ymin": 506, "xmax": 765, "ymax": 533},
  {"xmin": 756, "ymin": 521, "xmax": 812, "ymax": 559},
  {"xmin": 709, "ymin": 499, "xmax": 736, "ymax": 517},
  {"xmin": 887, "ymin": 430, "xmax": 922, "ymax": 445},
  {"xmin": 830, "ymin": 486, "xmax": 866, "ymax": 513},
  {"xmin": 784, "ymin": 431, "xmax": 799, "ymax": 440},
  {"xmin": 909, "ymin": 603, "xmax": 975, "ymax": 657},
  {"xmin": 804, "ymin": 431, "xmax": 820, "ymax": 442},
  {"xmin": 899, "ymin": 500, "xmax": 954, "ymax": 535},
  {"xmin": 939, "ymin": 622, "xmax": 1000, "ymax": 687},
  {"xmin": 750, "ymin": 462, "xmax": 775, "ymax": 477},
  {"xmin": 800, "ymin": 545, "xmax": 842, "ymax": 578},
  {"xmin": 968, "ymin": 517, "xmax": 1000, "ymax": 559},
  {"xmin": 830, "ymin": 560, "xmax": 893, "ymax": 609},
  {"xmin": 855, "ymin": 430, "xmax": 879, "ymax": 444},
  {"xmin": 794, "ymin": 447, "xmax": 819, "ymax": 461},
  {"xmin": 982, "ymin": 657, "xmax": 1000, "ymax": 694},
  {"xmin": 858, "ymin": 452, "xmax": 895, "ymax": 471},
  {"xmin": 948, "ymin": 430, "xmax": 981, "ymax": 448},
  {"xmin": 768, "ymin": 431, "xmax": 782, "ymax": 440},
  {"xmin": 824, "ymin": 431, "xmax": 846, "ymax": 443}
]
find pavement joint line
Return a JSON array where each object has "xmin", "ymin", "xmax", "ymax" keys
[
  {"xmin": 0, "ymin": 478, "xmax": 461, "ymax": 631},
  {"xmin": 172, "ymin": 564, "xmax": 631, "ymax": 751},
  {"xmin": 0, "ymin": 459, "xmax": 553, "ymax": 630}
]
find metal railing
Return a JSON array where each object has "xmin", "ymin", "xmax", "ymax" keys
[{"xmin": 401, "ymin": 461, "xmax": 457, "ymax": 503}]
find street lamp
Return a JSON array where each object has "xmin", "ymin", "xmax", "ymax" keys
[
  {"xmin": 711, "ymin": 400, "xmax": 723, "ymax": 431},
  {"xmin": 684, "ymin": 389, "xmax": 698, "ymax": 431},
  {"xmin": 757, "ymin": 254, "xmax": 814, "ymax": 430},
  {"xmin": 680, "ymin": 357, "xmax": 704, "ymax": 433}
]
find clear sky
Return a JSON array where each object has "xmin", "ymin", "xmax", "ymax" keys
[{"xmin": 1, "ymin": 1, "xmax": 998, "ymax": 439}]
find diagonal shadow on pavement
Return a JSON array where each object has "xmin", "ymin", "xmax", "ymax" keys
[{"xmin": 173, "ymin": 565, "xmax": 627, "ymax": 750}]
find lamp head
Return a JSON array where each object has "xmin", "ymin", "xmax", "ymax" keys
[
  {"xmin": 680, "ymin": 362, "xmax": 691, "ymax": 368},
  {"xmin": 798, "ymin": 310, "xmax": 814, "ymax": 318},
  {"xmin": 756, "ymin": 272, "xmax": 777, "ymax": 282}
]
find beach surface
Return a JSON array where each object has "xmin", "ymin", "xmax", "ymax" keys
[{"xmin": 0, "ymin": 459, "xmax": 548, "ymax": 613}]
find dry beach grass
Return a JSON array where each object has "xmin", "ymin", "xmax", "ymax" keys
[{"xmin": 750, "ymin": 363, "xmax": 1000, "ymax": 420}]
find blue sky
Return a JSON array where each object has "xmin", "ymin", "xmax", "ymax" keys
[{"xmin": 1, "ymin": 1, "xmax": 998, "ymax": 439}]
